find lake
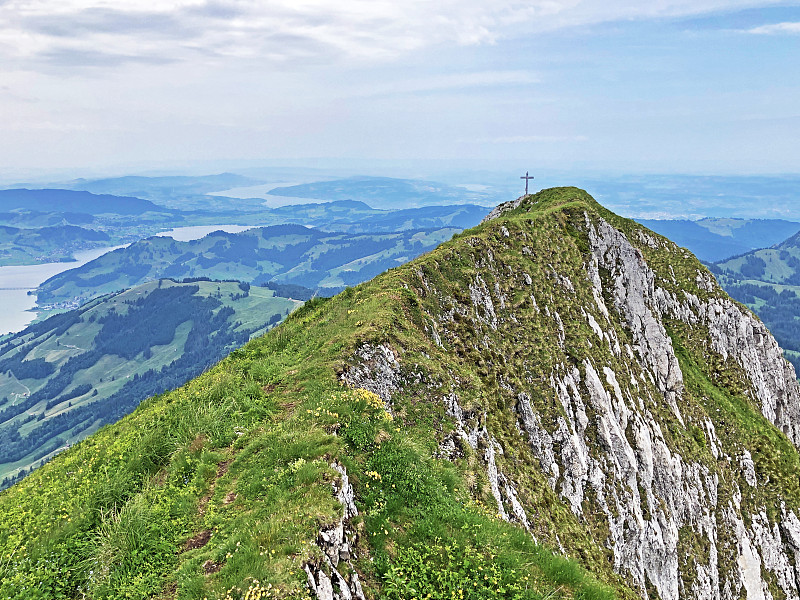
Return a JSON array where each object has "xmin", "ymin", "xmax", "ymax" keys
[
  {"xmin": 0, "ymin": 246, "xmax": 125, "ymax": 335},
  {"xmin": 0, "ymin": 224, "xmax": 256, "ymax": 336}
]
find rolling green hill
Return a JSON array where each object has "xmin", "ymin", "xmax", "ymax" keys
[
  {"xmin": 0, "ymin": 279, "xmax": 302, "ymax": 488},
  {"xmin": 36, "ymin": 224, "xmax": 459, "ymax": 308},
  {"xmin": 0, "ymin": 225, "xmax": 111, "ymax": 266},
  {"xmin": 261, "ymin": 200, "xmax": 488, "ymax": 233},
  {"xmin": 0, "ymin": 189, "xmax": 190, "ymax": 265},
  {"xmin": 2, "ymin": 188, "xmax": 800, "ymax": 599},
  {"xmin": 712, "ymin": 231, "xmax": 800, "ymax": 372}
]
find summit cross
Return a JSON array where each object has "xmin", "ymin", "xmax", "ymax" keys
[{"xmin": 520, "ymin": 171, "xmax": 534, "ymax": 195}]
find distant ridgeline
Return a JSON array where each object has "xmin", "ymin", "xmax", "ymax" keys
[
  {"xmin": 0, "ymin": 279, "xmax": 303, "ymax": 488},
  {"xmin": 0, "ymin": 184, "xmax": 488, "ymax": 266},
  {"xmin": 0, "ymin": 225, "xmax": 111, "ymax": 265},
  {"xmin": 266, "ymin": 175, "xmax": 503, "ymax": 208},
  {"xmin": 35, "ymin": 223, "xmax": 461, "ymax": 308},
  {"xmin": 0, "ymin": 188, "xmax": 181, "ymax": 265},
  {"xmin": 636, "ymin": 217, "xmax": 800, "ymax": 263},
  {"xmin": 0, "ymin": 188, "xmax": 165, "ymax": 215}
]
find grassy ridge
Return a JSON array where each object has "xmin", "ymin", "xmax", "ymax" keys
[
  {"xmin": 0, "ymin": 291, "xmax": 617, "ymax": 599},
  {"xmin": 0, "ymin": 192, "xmax": 626, "ymax": 599},
  {"xmin": 4, "ymin": 187, "xmax": 799, "ymax": 599}
]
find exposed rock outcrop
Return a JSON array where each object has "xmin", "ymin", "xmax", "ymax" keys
[
  {"xmin": 306, "ymin": 463, "xmax": 365, "ymax": 600},
  {"xmin": 342, "ymin": 192, "xmax": 800, "ymax": 599}
]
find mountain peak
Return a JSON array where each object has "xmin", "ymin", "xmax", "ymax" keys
[{"xmin": 481, "ymin": 186, "xmax": 601, "ymax": 223}]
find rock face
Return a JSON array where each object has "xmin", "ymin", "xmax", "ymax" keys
[
  {"xmin": 306, "ymin": 463, "xmax": 366, "ymax": 600},
  {"xmin": 343, "ymin": 189, "xmax": 800, "ymax": 600}
]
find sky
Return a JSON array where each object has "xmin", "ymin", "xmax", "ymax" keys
[{"xmin": 1, "ymin": 1, "xmax": 799, "ymax": 178}]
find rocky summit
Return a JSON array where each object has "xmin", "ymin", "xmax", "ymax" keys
[{"xmin": 2, "ymin": 187, "xmax": 799, "ymax": 600}]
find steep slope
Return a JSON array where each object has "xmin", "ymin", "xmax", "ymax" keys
[
  {"xmin": 2, "ymin": 188, "xmax": 800, "ymax": 600},
  {"xmin": 0, "ymin": 279, "xmax": 301, "ymax": 489}
]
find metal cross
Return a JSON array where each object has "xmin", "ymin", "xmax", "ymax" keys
[{"xmin": 520, "ymin": 171, "xmax": 534, "ymax": 195}]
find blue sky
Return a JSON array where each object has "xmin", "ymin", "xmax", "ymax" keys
[{"xmin": 1, "ymin": 1, "xmax": 799, "ymax": 177}]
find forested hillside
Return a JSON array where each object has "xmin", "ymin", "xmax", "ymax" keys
[
  {"xmin": 36, "ymin": 224, "xmax": 459, "ymax": 307},
  {"xmin": 712, "ymin": 231, "xmax": 800, "ymax": 372},
  {"xmin": 0, "ymin": 279, "xmax": 301, "ymax": 488}
]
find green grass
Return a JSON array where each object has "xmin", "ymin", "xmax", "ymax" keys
[{"xmin": 0, "ymin": 261, "xmax": 623, "ymax": 600}]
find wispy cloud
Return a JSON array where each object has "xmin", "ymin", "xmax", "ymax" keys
[
  {"xmin": 0, "ymin": 1, "xmax": 783, "ymax": 73},
  {"xmin": 352, "ymin": 71, "xmax": 540, "ymax": 98},
  {"xmin": 484, "ymin": 135, "xmax": 589, "ymax": 144},
  {"xmin": 744, "ymin": 21, "xmax": 800, "ymax": 35}
]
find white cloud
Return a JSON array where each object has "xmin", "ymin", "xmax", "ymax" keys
[
  {"xmin": 744, "ymin": 21, "xmax": 800, "ymax": 35},
  {"xmin": 488, "ymin": 135, "xmax": 589, "ymax": 144},
  {"xmin": 0, "ymin": 0, "xmax": 780, "ymax": 73},
  {"xmin": 350, "ymin": 71, "xmax": 540, "ymax": 98}
]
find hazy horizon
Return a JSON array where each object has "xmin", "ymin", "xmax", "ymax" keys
[{"xmin": 2, "ymin": 2, "xmax": 799, "ymax": 176}]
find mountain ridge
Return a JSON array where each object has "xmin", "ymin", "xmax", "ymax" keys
[
  {"xmin": 0, "ymin": 189, "xmax": 168, "ymax": 215},
  {"xmin": 2, "ymin": 187, "xmax": 800, "ymax": 600}
]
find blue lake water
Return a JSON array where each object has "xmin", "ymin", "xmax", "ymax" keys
[{"xmin": 0, "ymin": 247, "xmax": 123, "ymax": 335}]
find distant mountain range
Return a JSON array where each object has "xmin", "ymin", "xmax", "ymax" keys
[
  {"xmin": 267, "ymin": 175, "xmax": 499, "ymax": 208},
  {"xmin": 576, "ymin": 173, "xmax": 800, "ymax": 220},
  {"xmin": 35, "ymin": 224, "xmax": 462, "ymax": 307},
  {"xmin": 0, "ymin": 187, "xmax": 488, "ymax": 266},
  {"xmin": 59, "ymin": 173, "xmax": 264, "ymax": 211},
  {"xmin": 637, "ymin": 217, "xmax": 800, "ymax": 262},
  {"xmin": 0, "ymin": 189, "xmax": 166, "ymax": 215}
]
